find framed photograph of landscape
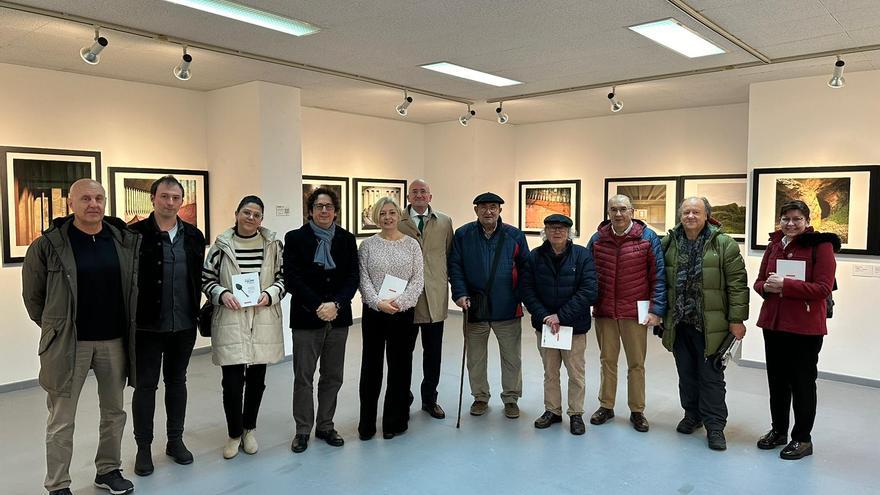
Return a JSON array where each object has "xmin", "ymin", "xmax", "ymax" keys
[
  {"xmin": 680, "ymin": 174, "xmax": 747, "ymax": 242},
  {"xmin": 604, "ymin": 176, "xmax": 679, "ymax": 235},
  {"xmin": 352, "ymin": 177, "xmax": 407, "ymax": 237},
  {"xmin": 108, "ymin": 167, "xmax": 210, "ymax": 240},
  {"xmin": 1, "ymin": 146, "xmax": 101, "ymax": 264},
  {"xmin": 750, "ymin": 166, "xmax": 880, "ymax": 255},
  {"xmin": 518, "ymin": 179, "xmax": 581, "ymax": 235},
  {"xmin": 302, "ymin": 175, "xmax": 348, "ymax": 229}
]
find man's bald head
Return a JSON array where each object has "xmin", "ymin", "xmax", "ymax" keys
[
  {"xmin": 68, "ymin": 178, "xmax": 106, "ymax": 230},
  {"xmin": 408, "ymin": 178, "xmax": 433, "ymax": 213}
]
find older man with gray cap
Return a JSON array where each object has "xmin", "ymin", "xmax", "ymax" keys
[{"xmin": 448, "ymin": 192, "xmax": 529, "ymax": 419}]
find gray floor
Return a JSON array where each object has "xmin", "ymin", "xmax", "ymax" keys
[{"xmin": 3, "ymin": 313, "xmax": 878, "ymax": 495}]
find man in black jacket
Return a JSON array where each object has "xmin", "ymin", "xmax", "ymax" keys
[
  {"xmin": 283, "ymin": 187, "xmax": 359, "ymax": 453},
  {"xmin": 129, "ymin": 176, "xmax": 206, "ymax": 476}
]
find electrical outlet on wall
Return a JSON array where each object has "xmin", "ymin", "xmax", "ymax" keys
[{"xmin": 853, "ymin": 265, "xmax": 874, "ymax": 277}]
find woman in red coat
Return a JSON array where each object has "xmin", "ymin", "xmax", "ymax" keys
[{"xmin": 753, "ymin": 200, "xmax": 839, "ymax": 460}]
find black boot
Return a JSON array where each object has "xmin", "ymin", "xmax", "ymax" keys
[
  {"xmin": 134, "ymin": 444, "xmax": 154, "ymax": 476},
  {"xmin": 166, "ymin": 439, "xmax": 194, "ymax": 465}
]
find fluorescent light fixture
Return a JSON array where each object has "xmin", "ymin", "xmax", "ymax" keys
[
  {"xmin": 629, "ymin": 18, "xmax": 724, "ymax": 58},
  {"xmin": 161, "ymin": 0, "xmax": 320, "ymax": 36},
  {"xmin": 421, "ymin": 62, "xmax": 521, "ymax": 87}
]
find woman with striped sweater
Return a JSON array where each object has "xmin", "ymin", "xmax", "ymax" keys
[{"xmin": 202, "ymin": 195, "xmax": 285, "ymax": 459}]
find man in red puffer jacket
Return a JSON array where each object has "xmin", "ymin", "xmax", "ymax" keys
[{"xmin": 586, "ymin": 194, "xmax": 666, "ymax": 433}]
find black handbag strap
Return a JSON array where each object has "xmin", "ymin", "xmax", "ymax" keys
[{"xmin": 483, "ymin": 229, "xmax": 507, "ymax": 297}]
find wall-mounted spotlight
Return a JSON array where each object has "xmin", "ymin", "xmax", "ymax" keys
[
  {"xmin": 459, "ymin": 106, "xmax": 475, "ymax": 126},
  {"xmin": 608, "ymin": 87, "xmax": 623, "ymax": 113},
  {"xmin": 828, "ymin": 56, "xmax": 845, "ymax": 89},
  {"xmin": 395, "ymin": 91, "xmax": 413, "ymax": 116},
  {"xmin": 173, "ymin": 47, "xmax": 193, "ymax": 81},
  {"xmin": 496, "ymin": 103, "xmax": 509, "ymax": 124},
  {"xmin": 80, "ymin": 28, "xmax": 108, "ymax": 65}
]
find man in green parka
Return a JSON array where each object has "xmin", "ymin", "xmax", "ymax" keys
[{"xmin": 660, "ymin": 197, "xmax": 749, "ymax": 451}]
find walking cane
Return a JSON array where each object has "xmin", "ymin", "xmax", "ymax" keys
[{"xmin": 456, "ymin": 308, "xmax": 468, "ymax": 428}]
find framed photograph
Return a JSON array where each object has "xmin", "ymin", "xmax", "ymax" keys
[
  {"xmin": 302, "ymin": 175, "xmax": 348, "ymax": 229},
  {"xmin": 750, "ymin": 166, "xmax": 880, "ymax": 255},
  {"xmin": 680, "ymin": 174, "xmax": 747, "ymax": 242},
  {"xmin": 604, "ymin": 177, "xmax": 679, "ymax": 234},
  {"xmin": 352, "ymin": 177, "xmax": 407, "ymax": 237},
  {"xmin": 518, "ymin": 179, "xmax": 581, "ymax": 235},
  {"xmin": 108, "ymin": 167, "xmax": 210, "ymax": 240},
  {"xmin": 1, "ymin": 146, "xmax": 101, "ymax": 264}
]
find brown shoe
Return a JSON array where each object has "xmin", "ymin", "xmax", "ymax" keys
[
  {"xmin": 630, "ymin": 412, "xmax": 649, "ymax": 432},
  {"xmin": 503, "ymin": 403, "xmax": 520, "ymax": 419},
  {"xmin": 422, "ymin": 403, "xmax": 446, "ymax": 419},
  {"xmin": 590, "ymin": 407, "xmax": 615, "ymax": 425},
  {"xmin": 469, "ymin": 400, "xmax": 489, "ymax": 416}
]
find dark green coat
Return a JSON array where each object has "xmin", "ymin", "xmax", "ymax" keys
[{"xmin": 660, "ymin": 223, "xmax": 749, "ymax": 356}]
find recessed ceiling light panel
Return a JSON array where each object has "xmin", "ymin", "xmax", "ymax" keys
[
  {"xmin": 421, "ymin": 62, "xmax": 521, "ymax": 87},
  {"xmin": 161, "ymin": 0, "xmax": 320, "ymax": 36},
  {"xmin": 629, "ymin": 18, "xmax": 724, "ymax": 58}
]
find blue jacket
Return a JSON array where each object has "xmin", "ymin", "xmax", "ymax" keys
[
  {"xmin": 448, "ymin": 220, "xmax": 530, "ymax": 321},
  {"xmin": 520, "ymin": 241, "xmax": 598, "ymax": 334}
]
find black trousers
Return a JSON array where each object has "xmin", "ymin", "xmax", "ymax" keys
[
  {"xmin": 359, "ymin": 306, "xmax": 418, "ymax": 437},
  {"xmin": 415, "ymin": 321, "xmax": 445, "ymax": 406},
  {"xmin": 763, "ymin": 328, "xmax": 824, "ymax": 442},
  {"xmin": 673, "ymin": 323, "xmax": 728, "ymax": 431},
  {"xmin": 132, "ymin": 328, "xmax": 197, "ymax": 445},
  {"xmin": 221, "ymin": 364, "xmax": 267, "ymax": 438}
]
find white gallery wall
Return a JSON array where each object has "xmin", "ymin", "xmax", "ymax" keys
[{"xmin": 743, "ymin": 70, "xmax": 880, "ymax": 381}]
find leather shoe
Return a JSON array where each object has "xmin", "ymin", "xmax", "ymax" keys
[
  {"xmin": 315, "ymin": 429, "xmax": 344, "ymax": 447},
  {"xmin": 383, "ymin": 428, "xmax": 407, "ymax": 440},
  {"xmin": 290, "ymin": 434, "xmax": 309, "ymax": 453},
  {"xmin": 534, "ymin": 411, "xmax": 562, "ymax": 429},
  {"xmin": 165, "ymin": 439, "xmax": 193, "ymax": 465},
  {"xmin": 630, "ymin": 412, "xmax": 649, "ymax": 433},
  {"xmin": 780, "ymin": 440, "xmax": 813, "ymax": 460},
  {"xmin": 589, "ymin": 407, "xmax": 614, "ymax": 425},
  {"xmin": 676, "ymin": 416, "xmax": 703, "ymax": 434},
  {"xmin": 707, "ymin": 429, "xmax": 727, "ymax": 451},
  {"xmin": 570, "ymin": 415, "xmax": 586, "ymax": 436},
  {"xmin": 757, "ymin": 429, "xmax": 788, "ymax": 450},
  {"xmin": 134, "ymin": 444, "xmax": 153, "ymax": 476},
  {"xmin": 470, "ymin": 400, "xmax": 488, "ymax": 416},
  {"xmin": 503, "ymin": 403, "xmax": 520, "ymax": 419},
  {"xmin": 422, "ymin": 403, "xmax": 446, "ymax": 419}
]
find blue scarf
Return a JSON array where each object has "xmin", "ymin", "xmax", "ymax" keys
[{"xmin": 309, "ymin": 220, "xmax": 336, "ymax": 270}]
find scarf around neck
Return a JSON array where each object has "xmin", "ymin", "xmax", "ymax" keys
[
  {"xmin": 673, "ymin": 225, "xmax": 710, "ymax": 331},
  {"xmin": 309, "ymin": 220, "xmax": 336, "ymax": 270}
]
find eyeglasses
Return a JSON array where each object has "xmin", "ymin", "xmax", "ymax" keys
[
  {"xmin": 546, "ymin": 225, "xmax": 568, "ymax": 232},
  {"xmin": 780, "ymin": 216, "xmax": 805, "ymax": 224},
  {"xmin": 477, "ymin": 205, "xmax": 500, "ymax": 213},
  {"xmin": 608, "ymin": 207, "xmax": 630, "ymax": 214},
  {"xmin": 313, "ymin": 203, "xmax": 336, "ymax": 212},
  {"xmin": 239, "ymin": 209, "xmax": 263, "ymax": 220}
]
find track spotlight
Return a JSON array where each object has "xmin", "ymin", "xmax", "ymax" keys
[
  {"xmin": 608, "ymin": 87, "xmax": 623, "ymax": 113},
  {"xmin": 459, "ymin": 106, "xmax": 475, "ymax": 126},
  {"xmin": 80, "ymin": 28, "xmax": 108, "ymax": 65},
  {"xmin": 496, "ymin": 103, "xmax": 509, "ymax": 124},
  {"xmin": 828, "ymin": 56, "xmax": 845, "ymax": 89},
  {"xmin": 173, "ymin": 47, "xmax": 193, "ymax": 81},
  {"xmin": 395, "ymin": 91, "xmax": 412, "ymax": 116}
]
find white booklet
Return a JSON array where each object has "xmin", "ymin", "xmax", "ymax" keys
[
  {"xmin": 378, "ymin": 274, "xmax": 407, "ymax": 300},
  {"xmin": 541, "ymin": 324, "xmax": 573, "ymax": 350},
  {"xmin": 637, "ymin": 300, "xmax": 654, "ymax": 331},
  {"xmin": 231, "ymin": 272, "xmax": 260, "ymax": 307},
  {"xmin": 776, "ymin": 260, "xmax": 806, "ymax": 281}
]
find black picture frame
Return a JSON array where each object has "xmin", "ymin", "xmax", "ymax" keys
[
  {"xmin": 1, "ymin": 146, "xmax": 102, "ymax": 264},
  {"xmin": 604, "ymin": 176, "xmax": 679, "ymax": 235},
  {"xmin": 108, "ymin": 167, "xmax": 210, "ymax": 241},
  {"xmin": 750, "ymin": 166, "xmax": 880, "ymax": 255},
  {"xmin": 679, "ymin": 174, "xmax": 747, "ymax": 243},
  {"xmin": 302, "ymin": 175, "xmax": 349, "ymax": 230},
  {"xmin": 352, "ymin": 177, "xmax": 407, "ymax": 237},
  {"xmin": 518, "ymin": 179, "xmax": 581, "ymax": 235}
]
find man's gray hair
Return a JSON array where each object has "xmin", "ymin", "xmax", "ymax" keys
[
  {"xmin": 607, "ymin": 194, "xmax": 633, "ymax": 209},
  {"xmin": 678, "ymin": 196, "xmax": 712, "ymax": 218}
]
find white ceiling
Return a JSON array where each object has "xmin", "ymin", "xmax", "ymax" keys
[{"xmin": 1, "ymin": 0, "xmax": 879, "ymax": 124}]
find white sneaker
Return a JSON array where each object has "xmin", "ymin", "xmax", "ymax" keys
[
  {"xmin": 223, "ymin": 436, "xmax": 241, "ymax": 459},
  {"xmin": 242, "ymin": 429, "xmax": 258, "ymax": 454}
]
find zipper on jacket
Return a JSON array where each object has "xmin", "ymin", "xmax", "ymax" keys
[{"xmin": 805, "ymin": 302, "xmax": 810, "ymax": 313}]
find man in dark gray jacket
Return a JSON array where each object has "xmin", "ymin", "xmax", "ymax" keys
[{"xmin": 22, "ymin": 179, "xmax": 140, "ymax": 495}]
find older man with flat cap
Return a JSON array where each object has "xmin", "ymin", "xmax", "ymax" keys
[{"xmin": 448, "ymin": 192, "xmax": 529, "ymax": 419}]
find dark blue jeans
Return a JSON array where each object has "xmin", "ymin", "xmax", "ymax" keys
[{"xmin": 673, "ymin": 323, "xmax": 727, "ymax": 431}]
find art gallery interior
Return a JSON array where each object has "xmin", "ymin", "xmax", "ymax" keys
[{"xmin": 1, "ymin": 1, "xmax": 879, "ymax": 493}]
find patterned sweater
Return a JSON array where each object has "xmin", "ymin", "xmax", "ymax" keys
[{"xmin": 358, "ymin": 234, "xmax": 425, "ymax": 311}]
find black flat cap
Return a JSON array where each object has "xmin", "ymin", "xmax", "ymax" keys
[
  {"xmin": 543, "ymin": 214, "xmax": 573, "ymax": 227},
  {"xmin": 473, "ymin": 192, "xmax": 504, "ymax": 205}
]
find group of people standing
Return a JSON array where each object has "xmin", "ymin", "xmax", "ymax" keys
[{"xmin": 22, "ymin": 175, "xmax": 838, "ymax": 495}]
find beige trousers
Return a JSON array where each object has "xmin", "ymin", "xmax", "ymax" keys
[
  {"xmin": 595, "ymin": 318, "xmax": 648, "ymax": 412},
  {"xmin": 535, "ymin": 331, "xmax": 587, "ymax": 416},
  {"xmin": 465, "ymin": 318, "xmax": 522, "ymax": 404},
  {"xmin": 45, "ymin": 339, "xmax": 127, "ymax": 491}
]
